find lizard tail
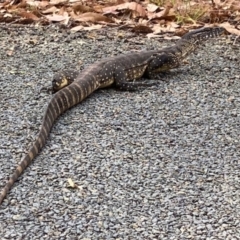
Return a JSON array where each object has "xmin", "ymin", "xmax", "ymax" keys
[
  {"xmin": 0, "ymin": 76, "xmax": 98, "ymax": 205},
  {"xmin": 0, "ymin": 134, "xmax": 47, "ymax": 204},
  {"xmin": 0, "ymin": 97, "xmax": 57, "ymax": 205}
]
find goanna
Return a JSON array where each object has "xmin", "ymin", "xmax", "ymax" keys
[
  {"xmin": 0, "ymin": 26, "xmax": 226, "ymax": 205},
  {"xmin": 52, "ymin": 27, "xmax": 226, "ymax": 92}
]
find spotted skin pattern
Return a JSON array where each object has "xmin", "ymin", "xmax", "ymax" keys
[
  {"xmin": 52, "ymin": 27, "xmax": 226, "ymax": 92},
  {"xmin": 0, "ymin": 27, "xmax": 226, "ymax": 205}
]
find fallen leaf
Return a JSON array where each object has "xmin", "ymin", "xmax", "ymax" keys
[
  {"xmin": 0, "ymin": 1, "xmax": 9, "ymax": 9},
  {"xmin": 83, "ymin": 24, "xmax": 103, "ymax": 31},
  {"xmin": 70, "ymin": 25, "xmax": 84, "ymax": 32},
  {"xmin": 132, "ymin": 25, "xmax": 153, "ymax": 33},
  {"xmin": 42, "ymin": 6, "xmax": 58, "ymax": 14},
  {"xmin": 213, "ymin": 0, "xmax": 237, "ymax": 9},
  {"xmin": 163, "ymin": 35, "xmax": 181, "ymax": 40},
  {"xmin": 50, "ymin": 0, "xmax": 68, "ymax": 5},
  {"xmin": 39, "ymin": 1, "xmax": 49, "ymax": 9},
  {"xmin": 230, "ymin": 1, "xmax": 240, "ymax": 11},
  {"xmin": 3, "ymin": 13, "xmax": 13, "ymax": 18},
  {"xmin": 146, "ymin": 33, "xmax": 163, "ymax": 39},
  {"xmin": 73, "ymin": 4, "xmax": 93, "ymax": 13},
  {"xmin": 152, "ymin": 22, "xmax": 178, "ymax": 34},
  {"xmin": 148, "ymin": 3, "xmax": 173, "ymax": 20},
  {"xmin": 147, "ymin": 3, "xmax": 159, "ymax": 13},
  {"xmin": 175, "ymin": 28, "xmax": 188, "ymax": 37},
  {"xmin": 102, "ymin": 2, "xmax": 146, "ymax": 17},
  {"xmin": 26, "ymin": 0, "xmax": 39, "ymax": 6},
  {"xmin": 16, "ymin": 1, "xmax": 28, "ymax": 9},
  {"xmin": 71, "ymin": 25, "xmax": 103, "ymax": 33},
  {"xmin": 67, "ymin": 178, "xmax": 77, "ymax": 188},
  {"xmin": 75, "ymin": 12, "xmax": 114, "ymax": 23},
  {"xmin": 220, "ymin": 22, "xmax": 240, "ymax": 35},
  {"xmin": 58, "ymin": 6, "xmax": 66, "ymax": 16},
  {"xmin": 45, "ymin": 14, "xmax": 69, "ymax": 22},
  {"xmin": 17, "ymin": 10, "xmax": 39, "ymax": 21},
  {"xmin": 69, "ymin": 0, "xmax": 82, "ymax": 2}
]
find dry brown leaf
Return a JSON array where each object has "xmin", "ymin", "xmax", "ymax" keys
[
  {"xmin": 230, "ymin": 0, "xmax": 240, "ymax": 11},
  {"xmin": 147, "ymin": 3, "xmax": 159, "ymax": 13},
  {"xmin": 169, "ymin": 22, "xmax": 179, "ymax": 28},
  {"xmin": 73, "ymin": 4, "xmax": 93, "ymax": 13},
  {"xmin": 146, "ymin": 33, "xmax": 162, "ymax": 39},
  {"xmin": 102, "ymin": 3, "xmax": 122, "ymax": 13},
  {"xmin": 152, "ymin": 21, "xmax": 179, "ymax": 34},
  {"xmin": 83, "ymin": 24, "xmax": 103, "ymax": 31},
  {"xmin": 69, "ymin": 10, "xmax": 78, "ymax": 19},
  {"xmin": 42, "ymin": 6, "xmax": 58, "ymax": 14},
  {"xmin": 212, "ymin": 0, "xmax": 221, "ymax": 6},
  {"xmin": 38, "ymin": 1, "xmax": 49, "ymax": 9},
  {"xmin": 25, "ymin": 0, "xmax": 41, "ymax": 7},
  {"xmin": 16, "ymin": 1, "xmax": 28, "ymax": 9},
  {"xmin": 58, "ymin": 6, "xmax": 66, "ymax": 15},
  {"xmin": 50, "ymin": 0, "xmax": 68, "ymax": 5},
  {"xmin": 0, "ymin": 2, "xmax": 9, "ymax": 9},
  {"xmin": 0, "ymin": 8, "xmax": 6, "ymax": 13},
  {"xmin": 70, "ymin": 25, "xmax": 84, "ymax": 32},
  {"xmin": 63, "ymin": 11, "xmax": 70, "ymax": 25},
  {"xmin": 132, "ymin": 25, "xmax": 153, "ymax": 33},
  {"xmin": 175, "ymin": 28, "xmax": 189, "ymax": 37},
  {"xmin": 3, "ymin": 13, "xmax": 13, "ymax": 18},
  {"xmin": 75, "ymin": 12, "xmax": 114, "ymax": 23},
  {"xmin": 235, "ymin": 15, "xmax": 240, "ymax": 22},
  {"xmin": 71, "ymin": 24, "xmax": 103, "ymax": 32},
  {"xmin": 69, "ymin": 0, "xmax": 82, "ymax": 2},
  {"xmin": 209, "ymin": 8, "xmax": 231, "ymax": 22},
  {"xmin": 45, "ymin": 14, "xmax": 68, "ymax": 22},
  {"xmin": 148, "ymin": 3, "xmax": 174, "ymax": 20},
  {"xmin": 164, "ymin": 35, "xmax": 181, "ymax": 40},
  {"xmin": 213, "ymin": 0, "xmax": 237, "ymax": 8},
  {"xmin": 220, "ymin": 22, "xmax": 240, "ymax": 35},
  {"xmin": 102, "ymin": 2, "xmax": 146, "ymax": 17},
  {"xmin": 17, "ymin": 10, "xmax": 39, "ymax": 21}
]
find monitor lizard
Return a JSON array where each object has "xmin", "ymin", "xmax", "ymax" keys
[{"xmin": 0, "ymin": 26, "xmax": 226, "ymax": 205}]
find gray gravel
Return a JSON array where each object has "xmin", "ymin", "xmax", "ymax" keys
[{"xmin": 0, "ymin": 24, "xmax": 240, "ymax": 239}]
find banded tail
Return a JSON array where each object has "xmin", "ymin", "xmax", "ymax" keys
[{"xmin": 0, "ymin": 74, "xmax": 98, "ymax": 205}]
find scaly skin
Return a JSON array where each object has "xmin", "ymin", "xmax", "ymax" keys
[
  {"xmin": 52, "ymin": 27, "xmax": 226, "ymax": 92},
  {"xmin": 0, "ymin": 26, "xmax": 226, "ymax": 205},
  {"xmin": 52, "ymin": 69, "xmax": 79, "ymax": 93}
]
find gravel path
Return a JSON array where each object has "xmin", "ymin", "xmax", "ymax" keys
[{"xmin": 0, "ymin": 24, "xmax": 239, "ymax": 239}]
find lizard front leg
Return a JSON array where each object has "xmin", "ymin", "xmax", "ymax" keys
[
  {"xmin": 145, "ymin": 53, "xmax": 180, "ymax": 78},
  {"xmin": 113, "ymin": 67, "xmax": 158, "ymax": 91}
]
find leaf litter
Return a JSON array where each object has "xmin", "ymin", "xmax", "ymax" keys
[{"xmin": 0, "ymin": 0, "xmax": 239, "ymax": 36}]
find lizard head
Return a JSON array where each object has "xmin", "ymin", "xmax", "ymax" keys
[
  {"xmin": 182, "ymin": 26, "xmax": 227, "ymax": 42},
  {"xmin": 52, "ymin": 70, "xmax": 79, "ymax": 93}
]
